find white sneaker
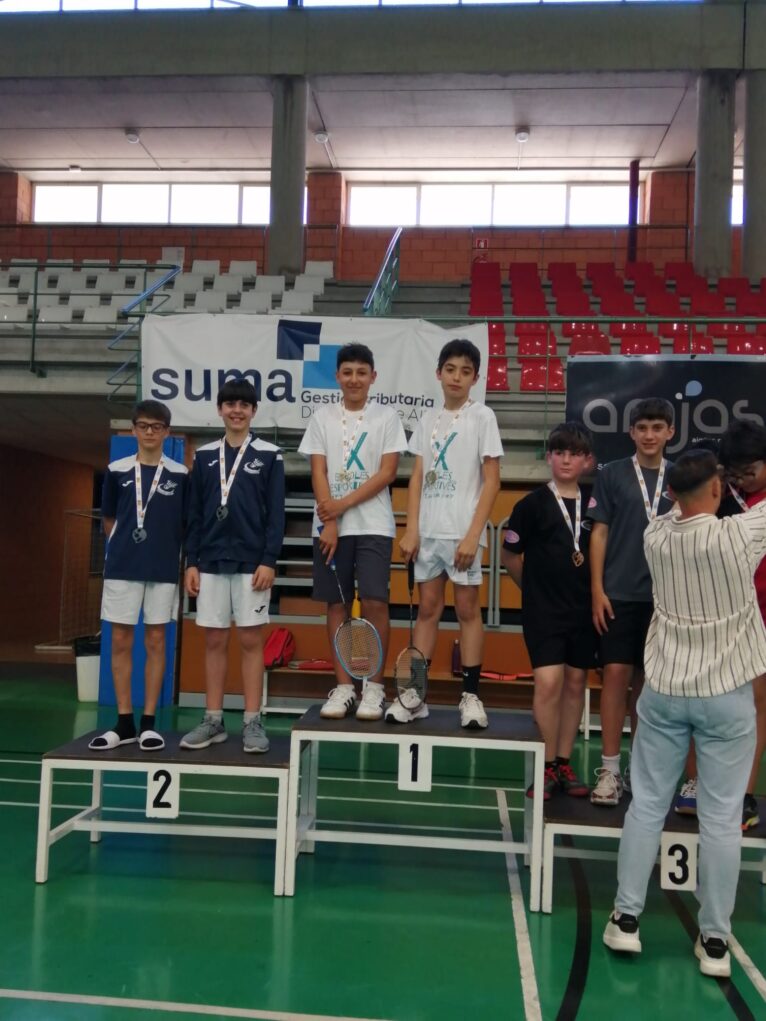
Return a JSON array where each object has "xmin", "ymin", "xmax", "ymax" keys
[
  {"xmin": 385, "ymin": 689, "xmax": 429, "ymax": 724},
  {"xmin": 590, "ymin": 768, "xmax": 623, "ymax": 806},
  {"xmin": 356, "ymin": 681, "xmax": 385, "ymax": 721},
  {"xmin": 459, "ymin": 692, "xmax": 488, "ymax": 729},
  {"xmin": 603, "ymin": 912, "xmax": 641, "ymax": 953},
  {"xmin": 320, "ymin": 684, "xmax": 356, "ymax": 719},
  {"xmin": 695, "ymin": 934, "xmax": 731, "ymax": 978}
]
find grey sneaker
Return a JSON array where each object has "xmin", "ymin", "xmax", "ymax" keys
[
  {"xmin": 242, "ymin": 715, "xmax": 270, "ymax": 754},
  {"xmin": 180, "ymin": 715, "xmax": 227, "ymax": 750}
]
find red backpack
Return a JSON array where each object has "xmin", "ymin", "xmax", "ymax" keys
[{"xmin": 263, "ymin": 627, "xmax": 296, "ymax": 668}]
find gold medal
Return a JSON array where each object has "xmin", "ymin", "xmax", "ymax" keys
[{"xmin": 572, "ymin": 550, "xmax": 585, "ymax": 567}]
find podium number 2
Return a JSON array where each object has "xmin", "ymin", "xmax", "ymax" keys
[
  {"xmin": 660, "ymin": 832, "xmax": 697, "ymax": 891},
  {"xmin": 146, "ymin": 767, "xmax": 180, "ymax": 818}
]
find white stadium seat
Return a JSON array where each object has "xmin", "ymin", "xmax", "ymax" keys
[
  {"xmin": 255, "ymin": 275, "xmax": 285, "ymax": 296},
  {"xmin": 237, "ymin": 291, "xmax": 272, "ymax": 313},
  {"xmin": 193, "ymin": 291, "xmax": 227, "ymax": 312},
  {"xmin": 294, "ymin": 274, "xmax": 325, "ymax": 295},
  {"xmin": 304, "ymin": 260, "xmax": 334, "ymax": 280}
]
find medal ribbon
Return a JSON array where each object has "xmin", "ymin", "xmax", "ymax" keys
[
  {"xmin": 341, "ymin": 400, "xmax": 368, "ymax": 472},
  {"xmin": 728, "ymin": 483, "xmax": 748, "ymax": 511},
  {"xmin": 548, "ymin": 481, "xmax": 582, "ymax": 557},
  {"xmin": 134, "ymin": 457, "xmax": 165, "ymax": 531},
  {"xmin": 631, "ymin": 454, "xmax": 667, "ymax": 522},
  {"xmin": 219, "ymin": 434, "xmax": 251, "ymax": 508},
  {"xmin": 428, "ymin": 399, "xmax": 473, "ymax": 476}
]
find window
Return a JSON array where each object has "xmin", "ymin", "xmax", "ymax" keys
[
  {"xmin": 569, "ymin": 185, "xmax": 629, "ymax": 226},
  {"xmin": 493, "ymin": 184, "xmax": 566, "ymax": 226},
  {"xmin": 348, "ymin": 186, "xmax": 417, "ymax": 227},
  {"xmin": 170, "ymin": 184, "xmax": 239, "ymax": 224},
  {"xmin": 420, "ymin": 185, "xmax": 492, "ymax": 227},
  {"xmin": 34, "ymin": 185, "xmax": 99, "ymax": 223},
  {"xmin": 732, "ymin": 184, "xmax": 743, "ymax": 227},
  {"xmin": 241, "ymin": 186, "xmax": 271, "ymax": 225},
  {"xmin": 101, "ymin": 184, "xmax": 169, "ymax": 224}
]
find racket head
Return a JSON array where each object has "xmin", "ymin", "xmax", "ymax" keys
[
  {"xmin": 393, "ymin": 645, "xmax": 428, "ymax": 709},
  {"xmin": 333, "ymin": 616, "xmax": 383, "ymax": 680}
]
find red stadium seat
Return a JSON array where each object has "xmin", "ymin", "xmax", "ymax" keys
[
  {"xmin": 736, "ymin": 293, "xmax": 766, "ymax": 317},
  {"xmin": 717, "ymin": 276, "xmax": 751, "ymax": 301},
  {"xmin": 512, "ymin": 292, "xmax": 548, "ymax": 316},
  {"xmin": 508, "ymin": 262, "xmax": 541, "ymax": 289},
  {"xmin": 632, "ymin": 274, "xmax": 665, "ymax": 298},
  {"xmin": 620, "ymin": 335, "xmax": 661, "ymax": 355},
  {"xmin": 705, "ymin": 322, "xmax": 751, "ymax": 339},
  {"xmin": 625, "ymin": 261, "xmax": 655, "ymax": 282},
  {"xmin": 568, "ymin": 333, "xmax": 611, "ymax": 356},
  {"xmin": 471, "ymin": 261, "xmax": 502, "ymax": 288},
  {"xmin": 517, "ymin": 331, "xmax": 557, "ymax": 357},
  {"xmin": 600, "ymin": 292, "xmax": 637, "ymax": 316},
  {"xmin": 727, "ymin": 336, "xmax": 766, "ymax": 355},
  {"xmin": 609, "ymin": 320, "xmax": 649, "ymax": 338},
  {"xmin": 674, "ymin": 275, "xmax": 709, "ymax": 298},
  {"xmin": 514, "ymin": 320, "xmax": 548, "ymax": 336},
  {"xmin": 689, "ymin": 291, "xmax": 726, "ymax": 316},
  {"xmin": 519, "ymin": 358, "xmax": 565, "ymax": 392},
  {"xmin": 487, "ymin": 321, "xmax": 507, "ymax": 356},
  {"xmin": 672, "ymin": 333, "xmax": 714, "ymax": 354},
  {"xmin": 586, "ymin": 260, "xmax": 617, "ymax": 282},
  {"xmin": 664, "ymin": 261, "xmax": 695, "ymax": 282},
  {"xmin": 555, "ymin": 292, "xmax": 592, "ymax": 317},
  {"xmin": 645, "ymin": 291, "xmax": 683, "ymax": 317},
  {"xmin": 550, "ymin": 276, "xmax": 585, "ymax": 297},
  {"xmin": 659, "ymin": 320, "xmax": 693, "ymax": 340},
  {"xmin": 561, "ymin": 320, "xmax": 599, "ymax": 337},
  {"xmin": 486, "ymin": 357, "xmax": 510, "ymax": 391}
]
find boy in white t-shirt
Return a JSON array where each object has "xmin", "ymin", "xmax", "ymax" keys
[
  {"xmin": 391, "ymin": 338, "xmax": 503, "ymax": 728},
  {"xmin": 298, "ymin": 343, "xmax": 408, "ymax": 721}
]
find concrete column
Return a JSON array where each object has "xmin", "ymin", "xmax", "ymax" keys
[
  {"xmin": 693, "ymin": 70, "xmax": 735, "ymax": 278},
  {"xmin": 268, "ymin": 76, "xmax": 307, "ymax": 276},
  {"xmin": 743, "ymin": 71, "xmax": 766, "ymax": 283}
]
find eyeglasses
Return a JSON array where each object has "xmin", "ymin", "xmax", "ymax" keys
[
  {"xmin": 134, "ymin": 421, "xmax": 167, "ymax": 434},
  {"xmin": 726, "ymin": 461, "xmax": 764, "ymax": 483}
]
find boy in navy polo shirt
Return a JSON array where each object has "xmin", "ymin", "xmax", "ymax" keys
[
  {"xmin": 90, "ymin": 399, "xmax": 188, "ymax": 753},
  {"xmin": 181, "ymin": 380, "xmax": 285, "ymax": 754}
]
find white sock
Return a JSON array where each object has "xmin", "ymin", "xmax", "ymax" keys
[
  {"xmin": 206, "ymin": 709, "xmax": 223, "ymax": 722},
  {"xmin": 243, "ymin": 711, "xmax": 259, "ymax": 724},
  {"xmin": 602, "ymin": 754, "xmax": 621, "ymax": 776}
]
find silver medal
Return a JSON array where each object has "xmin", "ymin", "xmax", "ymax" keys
[
  {"xmin": 132, "ymin": 527, "xmax": 147, "ymax": 544},
  {"xmin": 216, "ymin": 505, "xmax": 229, "ymax": 521}
]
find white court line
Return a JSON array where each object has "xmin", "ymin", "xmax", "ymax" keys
[
  {"xmin": 496, "ymin": 789, "xmax": 542, "ymax": 1021},
  {"xmin": 729, "ymin": 935, "xmax": 766, "ymax": 1002},
  {"xmin": 0, "ymin": 989, "xmax": 391, "ymax": 1020}
]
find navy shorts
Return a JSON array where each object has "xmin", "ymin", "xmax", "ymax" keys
[
  {"xmin": 598, "ymin": 599, "xmax": 654, "ymax": 667},
  {"xmin": 312, "ymin": 534, "xmax": 392, "ymax": 605},
  {"xmin": 525, "ymin": 624, "xmax": 597, "ymax": 671}
]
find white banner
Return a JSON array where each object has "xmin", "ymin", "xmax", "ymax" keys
[{"xmin": 141, "ymin": 314, "xmax": 488, "ymax": 431}]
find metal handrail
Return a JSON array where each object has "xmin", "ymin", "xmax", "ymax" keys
[{"xmin": 363, "ymin": 227, "xmax": 402, "ymax": 317}]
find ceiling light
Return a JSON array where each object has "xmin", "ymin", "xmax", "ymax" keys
[
  {"xmin": 68, "ymin": 164, "xmax": 82, "ymax": 173},
  {"xmin": 515, "ymin": 128, "xmax": 530, "ymax": 144},
  {"xmin": 314, "ymin": 131, "xmax": 330, "ymax": 145},
  {"xmin": 124, "ymin": 129, "xmax": 141, "ymax": 144}
]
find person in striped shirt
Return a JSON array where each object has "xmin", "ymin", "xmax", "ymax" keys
[{"xmin": 603, "ymin": 449, "xmax": 762, "ymax": 979}]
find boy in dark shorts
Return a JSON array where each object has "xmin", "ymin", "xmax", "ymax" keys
[
  {"xmin": 91, "ymin": 400, "xmax": 188, "ymax": 752},
  {"xmin": 182, "ymin": 380, "xmax": 285, "ymax": 753},
  {"xmin": 298, "ymin": 343, "xmax": 407, "ymax": 721},
  {"xmin": 589, "ymin": 398, "xmax": 675, "ymax": 805},
  {"xmin": 502, "ymin": 422, "xmax": 595, "ymax": 798}
]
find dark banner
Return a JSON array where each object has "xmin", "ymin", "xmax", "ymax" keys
[{"xmin": 565, "ymin": 355, "xmax": 766, "ymax": 467}]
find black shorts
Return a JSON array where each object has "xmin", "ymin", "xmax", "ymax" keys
[
  {"xmin": 312, "ymin": 534, "xmax": 392, "ymax": 605},
  {"xmin": 525, "ymin": 624, "xmax": 597, "ymax": 671},
  {"xmin": 598, "ymin": 599, "xmax": 653, "ymax": 667}
]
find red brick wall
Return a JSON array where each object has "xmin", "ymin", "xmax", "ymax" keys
[{"xmin": 2, "ymin": 169, "xmax": 739, "ymax": 280}]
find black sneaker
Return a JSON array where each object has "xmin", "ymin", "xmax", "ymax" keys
[
  {"xmin": 742, "ymin": 793, "xmax": 760, "ymax": 831},
  {"xmin": 603, "ymin": 912, "xmax": 641, "ymax": 953},
  {"xmin": 695, "ymin": 934, "xmax": 730, "ymax": 977}
]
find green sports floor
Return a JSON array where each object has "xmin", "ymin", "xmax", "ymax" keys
[{"xmin": 1, "ymin": 668, "xmax": 764, "ymax": 1021}]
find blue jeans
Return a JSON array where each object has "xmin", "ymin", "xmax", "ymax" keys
[{"xmin": 614, "ymin": 682, "xmax": 755, "ymax": 940}]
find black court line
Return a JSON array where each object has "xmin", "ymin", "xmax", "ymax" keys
[
  {"xmin": 664, "ymin": 888, "xmax": 757, "ymax": 1021},
  {"xmin": 555, "ymin": 836, "xmax": 591, "ymax": 1021}
]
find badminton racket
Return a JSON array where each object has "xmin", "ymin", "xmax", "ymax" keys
[{"xmin": 393, "ymin": 560, "xmax": 428, "ymax": 711}]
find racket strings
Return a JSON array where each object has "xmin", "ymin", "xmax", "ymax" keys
[
  {"xmin": 394, "ymin": 646, "xmax": 428, "ymax": 697},
  {"xmin": 335, "ymin": 618, "xmax": 382, "ymax": 678}
]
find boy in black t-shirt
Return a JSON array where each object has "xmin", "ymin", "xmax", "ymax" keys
[{"xmin": 501, "ymin": 422, "xmax": 596, "ymax": 799}]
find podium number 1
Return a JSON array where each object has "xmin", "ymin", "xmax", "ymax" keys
[
  {"xmin": 146, "ymin": 766, "xmax": 180, "ymax": 818},
  {"xmin": 397, "ymin": 741, "xmax": 433, "ymax": 792}
]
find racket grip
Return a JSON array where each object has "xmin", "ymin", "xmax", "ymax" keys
[{"xmin": 407, "ymin": 559, "xmax": 415, "ymax": 591}]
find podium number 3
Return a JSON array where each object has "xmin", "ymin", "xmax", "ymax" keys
[
  {"xmin": 146, "ymin": 767, "xmax": 180, "ymax": 818},
  {"xmin": 660, "ymin": 832, "xmax": 697, "ymax": 891}
]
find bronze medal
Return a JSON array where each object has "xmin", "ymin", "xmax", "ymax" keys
[{"xmin": 572, "ymin": 550, "xmax": 584, "ymax": 567}]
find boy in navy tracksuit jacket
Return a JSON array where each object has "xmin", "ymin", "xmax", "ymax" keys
[{"xmin": 181, "ymin": 380, "xmax": 285, "ymax": 754}]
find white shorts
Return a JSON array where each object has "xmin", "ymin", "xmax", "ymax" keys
[
  {"xmin": 196, "ymin": 573, "xmax": 271, "ymax": 629},
  {"xmin": 101, "ymin": 579, "xmax": 179, "ymax": 626},
  {"xmin": 415, "ymin": 537, "xmax": 484, "ymax": 587}
]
